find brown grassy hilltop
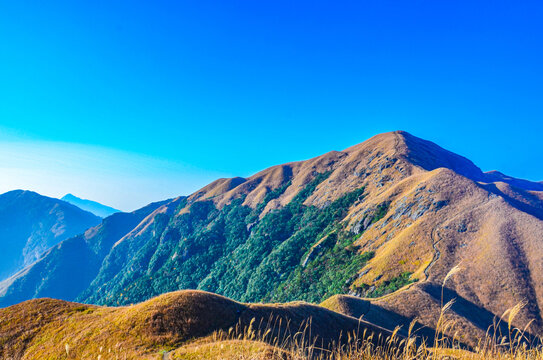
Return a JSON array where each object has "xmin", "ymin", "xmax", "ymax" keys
[
  {"xmin": 0, "ymin": 290, "xmax": 397, "ymax": 359},
  {"xmin": 0, "ymin": 289, "xmax": 539, "ymax": 360},
  {"xmin": 1, "ymin": 131, "xmax": 543, "ymax": 358}
]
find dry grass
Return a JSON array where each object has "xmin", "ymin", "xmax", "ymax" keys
[
  {"xmin": 170, "ymin": 303, "xmax": 543, "ymax": 360},
  {"xmin": 172, "ymin": 296, "xmax": 542, "ymax": 360},
  {"xmin": 170, "ymin": 266, "xmax": 543, "ymax": 360},
  {"xmin": 0, "ymin": 290, "xmax": 393, "ymax": 359},
  {"xmin": 1, "ymin": 284, "xmax": 542, "ymax": 360}
]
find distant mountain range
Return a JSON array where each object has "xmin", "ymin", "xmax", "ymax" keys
[
  {"xmin": 1, "ymin": 131, "xmax": 542, "ymax": 347},
  {"xmin": 0, "ymin": 190, "xmax": 101, "ymax": 280},
  {"xmin": 61, "ymin": 193, "xmax": 120, "ymax": 218},
  {"xmin": 0, "ymin": 199, "xmax": 168, "ymax": 304}
]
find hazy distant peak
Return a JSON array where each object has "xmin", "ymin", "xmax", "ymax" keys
[
  {"xmin": 61, "ymin": 194, "xmax": 120, "ymax": 218},
  {"xmin": 2, "ymin": 189, "xmax": 46, "ymax": 198},
  {"xmin": 0, "ymin": 190, "xmax": 101, "ymax": 281}
]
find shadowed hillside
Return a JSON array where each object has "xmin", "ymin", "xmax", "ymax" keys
[
  {"xmin": 0, "ymin": 199, "xmax": 171, "ymax": 307},
  {"xmin": 0, "ymin": 190, "xmax": 101, "ymax": 280}
]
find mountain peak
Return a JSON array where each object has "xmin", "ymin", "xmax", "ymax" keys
[
  {"xmin": 345, "ymin": 131, "xmax": 483, "ymax": 180},
  {"xmin": 61, "ymin": 194, "xmax": 120, "ymax": 218},
  {"xmin": 2, "ymin": 189, "xmax": 42, "ymax": 198},
  {"xmin": 183, "ymin": 131, "xmax": 488, "ymax": 212},
  {"xmin": 398, "ymin": 131, "xmax": 484, "ymax": 180}
]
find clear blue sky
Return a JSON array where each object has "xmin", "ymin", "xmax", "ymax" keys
[{"xmin": 0, "ymin": 1, "xmax": 542, "ymax": 211}]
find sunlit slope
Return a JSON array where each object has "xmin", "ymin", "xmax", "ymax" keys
[
  {"xmin": 1, "ymin": 131, "xmax": 542, "ymax": 345},
  {"xmin": 0, "ymin": 290, "xmax": 393, "ymax": 359}
]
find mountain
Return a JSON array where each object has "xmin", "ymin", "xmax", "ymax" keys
[
  {"xmin": 0, "ymin": 199, "xmax": 170, "ymax": 306},
  {"xmin": 1, "ymin": 131, "xmax": 542, "ymax": 345},
  {"xmin": 0, "ymin": 190, "xmax": 101, "ymax": 280},
  {"xmin": 61, "ymin": 193, "xmax": 121, "ymax": 218}
]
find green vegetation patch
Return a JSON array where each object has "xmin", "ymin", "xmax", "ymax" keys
[
  {"xmin": 84, "ymin": 171, "xmax": 409, "ymax": 307},
  {"xmin": 272, "ymin": 232, "xmax": 375, "ymax": 303},
  {"xmin": 356, "ymin": 272, "xmax": 417, "ymax": 298},
  {"xmin": 371, "ymin": 202, "xmax": 390, "ymax": 224}
]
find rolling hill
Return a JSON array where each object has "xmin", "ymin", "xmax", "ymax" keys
[
  {"xmin": 1, "ymin": 131, "xmax": 542, "ymax": 346},
  {"xmin": 0, "ymin": 290, "xmax": 396, "ymax": 359},
  {"xmin": 0, "ymin": 190, "xmax": 101, "ymax": 281}
]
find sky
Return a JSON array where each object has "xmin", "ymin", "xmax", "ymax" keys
[{"xmin": 0, "ymin": 1, "xmax": 542, "ymax": 211}]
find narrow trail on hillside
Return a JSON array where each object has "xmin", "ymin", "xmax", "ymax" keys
[
  {"xmin": 424, "ymin": 226, "xmax": 442, "ymax": 279},
  {"xmin": 422, "ymin": 198, "xmax": 495, "ymax": 281}
]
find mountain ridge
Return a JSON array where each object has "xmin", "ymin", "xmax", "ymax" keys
[
  {"xmin": 0, "ymin": 290, "xmax": 398, "ymax": 359},
  {"xmin": 61, "ymin": 193, "xmax": 121, "ymax": 218},
  {"xmin": 0, "ymin": 189, "xmax": 101, "ymax": 280},
  {"xmin": 1, "ymin": 131, "xmax": 542, "ymax": 346},
  {"xmin": 0, "ymin": 198, "xmax": 171, "ymax": 306}
]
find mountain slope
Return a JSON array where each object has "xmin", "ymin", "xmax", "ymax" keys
[
  {"xmin": 0, "ymin": 199, "xmax": 171, "ymax": 307},
  {"xmin": 0, "ymin": 190, "xmax": 101, "ymax": 280},
  {"xmin": 78, "ymin": 131, "xmax": 486, "ymax": 306},
  {"xmin": 1, "ymin": 131, "xmax": 542, "ymax": 345},
  {"xmin": 76, "ymin": 131, "xmax": 542, "ymax": 341},
  {"xmin": 61, "ymin": 193, "xmax": 121, "ymax": 217}
]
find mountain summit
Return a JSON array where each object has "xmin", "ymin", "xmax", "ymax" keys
[{"xmin": 1, "ymin": 131, "xmax": 542, "ymax": 345}]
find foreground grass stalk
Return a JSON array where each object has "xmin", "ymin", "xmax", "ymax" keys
[{"xmin": 165, "ymin": 265, "xmax": 543, "ymax": 360}]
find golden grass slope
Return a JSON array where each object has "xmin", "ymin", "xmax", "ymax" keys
[
  {"xmin": 344, "ymin": 166, "xmax": 543, "ymax": 343},
  {"xmin": 183, "ymin": 131, "xmax": 484, "ymax": 212},
  {"xmin": 0, "ymin": 290, "xmax": 395, "ymax": 359},
  {"xmin": 3, "ymin": 290, "xmax": 541, "ymax": 360}
]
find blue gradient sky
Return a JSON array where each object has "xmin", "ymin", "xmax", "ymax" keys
[{"xmin": 1, "ymin": 1, "xmax": 542, "ymax": 211}]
